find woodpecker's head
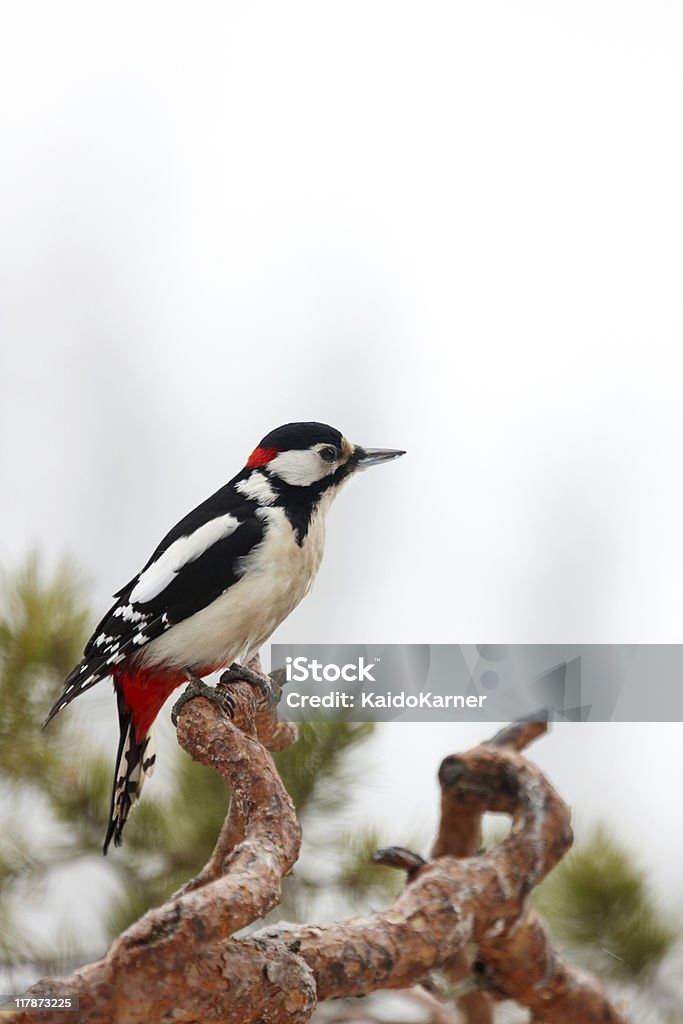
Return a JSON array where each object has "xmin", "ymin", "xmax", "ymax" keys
[{"xmin": 244, "ymin": 422, "xmax": 405, "ymax": 500}]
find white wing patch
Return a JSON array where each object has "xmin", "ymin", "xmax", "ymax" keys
[
  {"xmin": 130, "ymin": 513, "xmax": 240, "ymax": 604},
  {"xmin": 139, "ymin": 503, "xmax": 329, "ymax": 672}
]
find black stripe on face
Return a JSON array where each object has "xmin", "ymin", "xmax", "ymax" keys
[
  {"xmin": 268, "ymin": 459, "xmax": 355, "ymax": 544},
  {"xmin": 267, "ymin": 477, "xmax": 329, "ymax": 544}
]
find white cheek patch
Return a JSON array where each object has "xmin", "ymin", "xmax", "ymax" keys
[
  {"xmin": 236, "ymin": 472, "xmax": 276, "ymax": 504},
  {"xmin": 130, "ymin": 513, "xmax": 240, "ymax": 604},
  {"xmin": 268, "ymin": 448, "xmax": 331, "ymax": 487}
]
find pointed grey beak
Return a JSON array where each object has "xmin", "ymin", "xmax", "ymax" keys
[{"xmin": 354, "ymin": 447, "xmax": 406, "ymax": 470}]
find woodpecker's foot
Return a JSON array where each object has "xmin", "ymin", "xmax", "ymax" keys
[
  {"xmin": 171, "ymin": 671, "xmax": 236, "ymax": 726},
  {"xmin": 220, "ymin": 662, "xmax": 282, "ymax": 711}
]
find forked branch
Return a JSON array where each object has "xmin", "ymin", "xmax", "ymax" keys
[{"xmin": 12, "ymin": 677, "xmax": 628, "ymax": 1023}]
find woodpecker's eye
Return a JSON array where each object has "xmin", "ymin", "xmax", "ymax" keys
[{"xmin": 320, "ymin": 445, "xmax": 338, "ymax": 463}]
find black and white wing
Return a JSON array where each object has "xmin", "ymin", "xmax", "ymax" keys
[{"xmin": 45, "ymin": 479, "xmax": 264, "ymax": 724}]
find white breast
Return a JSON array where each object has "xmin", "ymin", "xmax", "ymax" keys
[{"xmin": 139, "ymin": 501, "xmax": 330, "ymax": 672}]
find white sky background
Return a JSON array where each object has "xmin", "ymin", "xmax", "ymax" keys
[{"xmin": 1, "ymin": 0, "xmax": 683, "ymax": 950}]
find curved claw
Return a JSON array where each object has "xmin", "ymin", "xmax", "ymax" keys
[
  {"xmin": 220, "ymin": 662, "xmax": 282, "ymax": 712},
  {"xmin": 171, "ymin": 674, "xmax": 235, "ymax": 727}
]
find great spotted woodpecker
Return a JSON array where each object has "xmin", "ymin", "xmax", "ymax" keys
[{"xmin": 45, "ymin": 422, "xmax": 405, "ymax": 852}]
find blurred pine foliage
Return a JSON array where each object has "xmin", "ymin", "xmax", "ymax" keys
[{"xmin": 536, "ymin": 827, "xmax": 679, "ymax": 979}]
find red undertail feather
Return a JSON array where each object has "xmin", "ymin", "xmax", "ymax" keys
[
  {"xmin": 103, "ymin": 663, "xmax": 186, "ymax": 853},
  {"xmin": 116, "ymin": 663, "xmax": 187, "ymax": 739}
]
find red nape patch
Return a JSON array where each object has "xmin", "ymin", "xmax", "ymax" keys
[
  {"xmin": 246, "ymin": 445, "xmax": 279, "ymax": 469},
  {"xmin": 115, "ymin": 664, "xmax": 188, "ymax": 738}
]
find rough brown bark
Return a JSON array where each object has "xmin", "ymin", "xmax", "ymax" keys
[
  {"xmin": 11, "ymin": 674, "xmax": 629, "ymax": 1024},
  {"xmin": 424, "ymin": 714, "xmax": 549, "ymax": 1024}
]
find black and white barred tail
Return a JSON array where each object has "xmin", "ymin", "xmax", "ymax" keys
[{"xmin": 103, "ymin": 689, "xmax": 156, "ymax": 854}]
